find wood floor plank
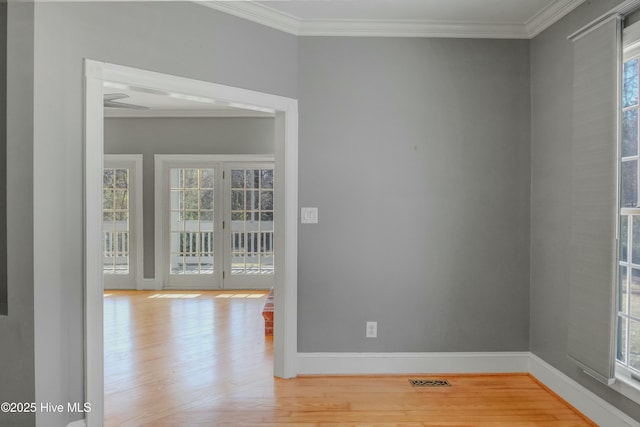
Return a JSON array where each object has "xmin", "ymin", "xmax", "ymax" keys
[{"xmin": 104, "ymin": 291, "xmax": 595, "ymax": 426}]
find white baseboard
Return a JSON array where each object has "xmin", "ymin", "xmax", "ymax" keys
[
  {"xmin": 66, "ymin": 419, "xmax": 86, "ymax": 427},
  {"xmin": 297, "ymin": 351, "xmax": 531, "ymax": 375},
  {"xmin": 140, "ymin": 278, "xmax": 157, "ymax": 290},
  {"xmin": 297, "ymin": 351, "xmax": 640, "ymax": 426},
  {"xmin": 528, "ymin": 354, "xmax": 640, "ymax": 427}
]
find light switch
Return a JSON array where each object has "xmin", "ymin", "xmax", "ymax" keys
[{"xmin": 301, "ymin": 207, "xmax": 318, "ymax": 224}]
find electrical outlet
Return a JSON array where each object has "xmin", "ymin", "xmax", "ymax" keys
[{"xmin": 366, "ymin": 321, "xmax": 377, "ymax": 338}]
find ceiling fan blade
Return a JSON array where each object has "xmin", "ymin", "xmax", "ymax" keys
[
  {"xmin": 104, "ymin": 93, "xmax": 130, "ymax": 101},
  {"xmin": 104, "ymin": 100, "xmax": 149, "ymax": 110}
]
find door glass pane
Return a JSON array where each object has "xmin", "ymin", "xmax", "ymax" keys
[
  {"xmin": 629, "ymin": 320, "xmax": 640, "ymax": 371},
  {"xmin": 169, "ymin": 168, "xmax": 215, "ymax": 275},
  {"xmin": 624, "ymin": 58, "xmax": 639, "ymax": 108},
  {"xmin": 631, "ymin": 269, "xmax": 640, "ymax": 319},
  {"xmin": 622, "ymin": 160, "xmax": 638, "ymax": 208},
  {"xmin": 633, "ymin": 216, "xmax": 640, "ymax": 265},
  {"xmin": 230, "ymin": 167, "xmax": 274, "ymax": 275},
  {"xmin": 620, "ymin": 266, "xmax": 629, "ymax": 314},
  {"xmin": 103, "ymin": 168, "xmax": 129, "ymax": 274},
  {"xmin": 623, "ymin": 109, "xmax": 638, "ymax": 157}
]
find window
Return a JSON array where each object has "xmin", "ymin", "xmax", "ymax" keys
[{"xmin": 619, "ymin": 26, "xmax": 640, "ymax": 379}]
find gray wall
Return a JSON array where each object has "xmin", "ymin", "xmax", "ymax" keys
[
  {"xmin": 32, "ymin": 3, "xmax": 296, "ymax": 426},
  {"xmin": 0, "ymin": 2, "xmax": 35, "ymax": 426},
  {"xmin": 530, "ymin": 0, "xmax": 640, "ymax": 419},
  {"xmin": 297, "ymin": 37, "xmax": 531, "ymax": 352},
  {"xmin": 104, "ymin": 116, "xmax": 275, "ymax": 278}
]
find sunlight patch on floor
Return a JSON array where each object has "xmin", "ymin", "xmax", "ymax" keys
[
  {"xmin": 148, "ymin": 294, "xmax": 202, "ymax": 299},
  {"xmin": 215, "ymin": 293, "xmax": 265, "ymax": 299}
]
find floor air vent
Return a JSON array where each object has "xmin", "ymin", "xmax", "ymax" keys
[{"xmin": 409, "ymin": 379, "xmax": 451, "ymax": 387}]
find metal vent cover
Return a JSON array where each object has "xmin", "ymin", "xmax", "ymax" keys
[{"xmin": 409, "ymin": 379, "xmax": 451, "ymax": 387}]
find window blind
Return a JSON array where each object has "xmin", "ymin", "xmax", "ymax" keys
[{"xmin": 567, "ymin": 15, "xmax": 621, "ymax": 385}]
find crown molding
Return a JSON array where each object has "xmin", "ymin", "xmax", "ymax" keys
[
  {"xmin": 526, "ymin": 0, "xmax": 586, "ymax": 38},
  {"xmin": 200, "ymin": 0, "xmax": 586, "ymax": 39},
  {"xmin": 298, "ymin": 20, "xmax": 528, "ymax": 39},
  {"xmin": 197, "ymin": 1, "xmax": 301, "ymax": 34}
]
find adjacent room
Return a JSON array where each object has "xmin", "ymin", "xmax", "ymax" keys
[{"xmin": 101, "ymin": 88, "xmax": 278, "ymax": 423}]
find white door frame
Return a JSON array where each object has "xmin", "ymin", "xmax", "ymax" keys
[{"xmin": 84, "ymin": 59, "xmax": 298, "ymax": 426}]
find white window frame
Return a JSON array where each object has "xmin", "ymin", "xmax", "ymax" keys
[
  {"xmin": 155, "ymin": 154, "xmax": 275, "ymax": 290},
  {"xmin": 103, "ymin": 154, "xmax": 143, "ymax": 290},
  {"xmin": 613, "ymin": 19, "xmax": 640, "ymax": 403}
]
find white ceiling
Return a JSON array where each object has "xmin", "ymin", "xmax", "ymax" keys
[{"xmin": 203, "ymin": 0, "xmax": 586, "ymax": 39}]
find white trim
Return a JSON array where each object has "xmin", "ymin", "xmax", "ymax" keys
[
  {"xmin": 528, "ymin": 354, "xmax": 640, "ymax": 427},
  {"xmin": 297, "ymin": 352, "xmax": 531, "ymax": 375},
  {"xmin": 85, "ymin": 59, "xmax": 298, "ymax": 426},
  {"xmin": 613, "ymin": 364, "xmax": 640, "ymax": 405},
  {"xmin": 196, "ymin": 0, "xmax": 301, "ymax": 35},
  {"xmin": 199, "ymin": 0, "xmax": 584, "ymax": 40},
  {"xmin": 141, "ymin": 278, "xmax": 157, "ymax": 290},
  {"xmin": 297, "ymin": 20, "xmax": 527, "ymax": 39},
  {"xmin": 153, "ymin": 157, "xmax": 164, "ymax": 291},
  {"xmin": 83, "ymin": 60, "xmax": 105, "ymax": 427},
  {"xmin": 66, "ymin": 420, "xmax": 87, "ymax": 427},
  {"xmin": 526, "ymin": 0, "xmax": 586, "ymax": 38},
  {"xmin": 32, "ymin": 0, "xmax": 586, "ymax": 39}
]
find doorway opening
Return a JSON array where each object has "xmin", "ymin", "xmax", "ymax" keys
[{"xmin": 84, "ymin": 60, "xmax": 298, "ymax": 425}]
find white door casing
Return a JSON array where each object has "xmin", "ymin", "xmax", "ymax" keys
[{"xmin": 85, "ymin": 59, "xmax": 298, "ymax": 426}]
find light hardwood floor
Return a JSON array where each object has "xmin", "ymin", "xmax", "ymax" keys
[{"xmin": 104, "ymin": 290, "xmax": 595, "ymax": 426}]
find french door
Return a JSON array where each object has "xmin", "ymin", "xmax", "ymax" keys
[
  {"xmin": 155, "ymin": 155, "xmax": 275, "ymax": 290},
  {"xmin": 224, "ymin": 164, "xmax": 275, "ymax": 288}
]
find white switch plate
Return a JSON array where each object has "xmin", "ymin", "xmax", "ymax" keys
[
  {"xmin": 301, "ymin": 207, "xmax": 318, "ymax": 224},
  {"xmin": 366, "ymin": 321, "xmax": 377, "ymax": 338}
]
